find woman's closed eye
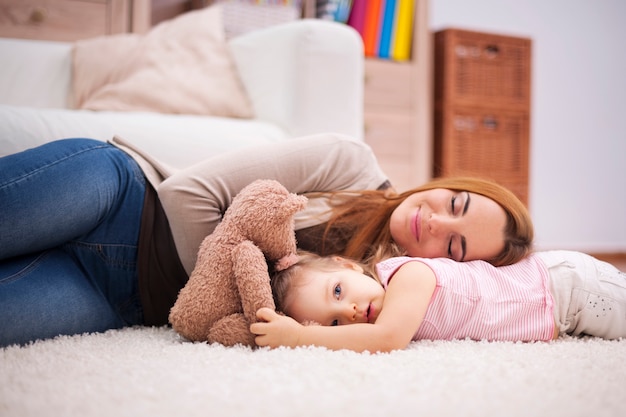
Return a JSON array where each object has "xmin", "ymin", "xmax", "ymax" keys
[
  {"xmin": 448, "ymin": 193, "xmax": 469, "ymax": 261},
  {"xmin": 450, "ymin": 192, "xmax": 470, "ymax": 216},
  {"xmin": 448, "ymin": 234, "xmax": 465, "ymax": 261}
]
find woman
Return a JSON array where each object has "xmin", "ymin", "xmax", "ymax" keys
[{"xmin": 0, "ymin": 133, "xmax": 532, "ymax": 346}]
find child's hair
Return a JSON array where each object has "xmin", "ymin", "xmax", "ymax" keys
[{"xmin": 271, "ymin": 251, "xmax": 377, "ymax": 315}]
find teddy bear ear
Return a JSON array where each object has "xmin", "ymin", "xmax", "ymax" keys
[
  {"xmin": 283, "ymin": 194, "xmax": 308, "ymax": 214},
  {"xmin": 275, "ymin": 253, "xmax": 299, "ymax": 271}
]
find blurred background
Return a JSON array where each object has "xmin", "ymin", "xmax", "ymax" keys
[{"xmin": 431, "ymin": 0, "xmax": 626, "ymax": 254}]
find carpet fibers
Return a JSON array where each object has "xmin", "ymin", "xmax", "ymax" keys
[{"xmin": 1, "ymin": 327, "xmax": 625, "ymax": 417}]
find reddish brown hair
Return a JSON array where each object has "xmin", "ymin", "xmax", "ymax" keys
[{"xmin": 315, "ymin": 176, "xmax": 533, "ymax": 266}]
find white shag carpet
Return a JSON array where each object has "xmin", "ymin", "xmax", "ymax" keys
[{"xmin": 1, "ymin": 327, "xmax": 625, "ymax": 417}]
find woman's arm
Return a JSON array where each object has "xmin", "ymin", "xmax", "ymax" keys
[
  {"xmin": 252, "ymin": 261, "xmax": 437, "ymax": 353},
  {"xmin": 158, "ymin": 133, "xmax": 388, "ymax": 274}
]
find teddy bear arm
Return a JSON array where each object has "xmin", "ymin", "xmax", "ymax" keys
[
  {"xmin": 208, "ymin": 313, "xmax": 256, "ymax": 347},
  {"xmin": 231, "ymin": 240, "xmax": 276, "ymax": 324}
]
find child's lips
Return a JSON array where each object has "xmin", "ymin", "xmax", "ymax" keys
[{"xmin": 366, "ymin": 303, "xmax": 374, "ymax": 323}]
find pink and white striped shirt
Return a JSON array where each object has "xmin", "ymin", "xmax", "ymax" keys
[{"xmin": 376, "ymin": 254, "xmax": 555, "ymax": 342}]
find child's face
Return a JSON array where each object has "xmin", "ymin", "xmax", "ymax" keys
[{"xmin": 285, "ymin": 261, "xmax": 386, "ymax": 327}]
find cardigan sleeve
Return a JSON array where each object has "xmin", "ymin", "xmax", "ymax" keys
[{"xmin": 157, "ymin": 133, "xmax": 389, "ymax": 274}]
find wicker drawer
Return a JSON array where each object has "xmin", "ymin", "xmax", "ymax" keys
[
  {"xmin": 0, "ymin": 0, "xmax": 128, "ymax": 41},
  {"xmin": 435, "ymin": 29, "xmax": 531, "ymax": 111},
  {"xmin": 434, "ymin": 106, "xmax": 529, "ymax": 203},
  {"xmin": 364, "ymin": 59, "xmax": 414, "ymax": 109}
]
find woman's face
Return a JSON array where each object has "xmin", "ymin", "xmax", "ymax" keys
[{"xmin": 389, "ymin": 188, "xmax": 507, "ymax": 262}]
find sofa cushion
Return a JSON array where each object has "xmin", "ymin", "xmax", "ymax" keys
[
  {"xmin": 0, "ymin": 105, "xmax": 287, "ymax": 166},
  {"xmin": 72, "ymin": 5, "xmax": 254, "ymax": 118},
  {"xmin": 0, "ymin": 38, "xmax": 73, "ymax": 109}
]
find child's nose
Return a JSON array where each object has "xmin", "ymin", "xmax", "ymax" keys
[{"xmin": 343, "ymin": 303, "xmax": 357, "ymax": 322}]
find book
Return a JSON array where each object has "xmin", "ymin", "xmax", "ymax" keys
[
  {"xmin": 391, "ymin": 0, "xmax": 414, "ymax": 61},
  {"xmin": 316, "ymin": 0, "xmax": 353, "ymax": 23},
  {"xmin": 378, "ymin": 0, "xmax": 397, "ymax": 58},
  {"xmin": 363, "ymin": 0, "xmax": 383, "ymax": 57},
  {"xmin": 346, "ymin": 0, "xmax": 366, "ymax": 37}
]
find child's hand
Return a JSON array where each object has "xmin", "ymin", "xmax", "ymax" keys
[{"xmin": 251, "ymin": 307, "xmax": 303, "ymax": 348}]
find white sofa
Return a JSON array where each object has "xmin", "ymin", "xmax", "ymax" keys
[{"xmin": 0, "ymin": 19, "xmax": 364, "ymax": 169}]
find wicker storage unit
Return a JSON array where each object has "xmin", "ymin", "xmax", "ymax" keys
[{"xmin": 434, "ymin": 28, "xmax": 531, "ymax": 205}]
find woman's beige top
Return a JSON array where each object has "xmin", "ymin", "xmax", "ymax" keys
[{"xmin": 112, "ymin": 133, "xmax": 389, "ymax": 275}]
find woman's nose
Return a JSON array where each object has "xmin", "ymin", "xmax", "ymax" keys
[{"xmin": 428, "ymin": 213, "xmax": 453, "ymax": 236}]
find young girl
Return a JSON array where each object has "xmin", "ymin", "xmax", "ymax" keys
[{"xmin": 250, "ymin": 251, "xmax": 626, "ymax": 353}]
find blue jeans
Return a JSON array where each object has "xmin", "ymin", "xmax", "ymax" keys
[{"xmin": 0, "ymin": 139, "xmax": 146, "ymax": 347}]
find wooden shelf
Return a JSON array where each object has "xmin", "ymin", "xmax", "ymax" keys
[
  {"xmin": 362, "ymin": 0, "xmax": 432, "ymax": 192},
  {"xmin": 0, "ymin": 0, "xmax": 137, "ymax": 42}
]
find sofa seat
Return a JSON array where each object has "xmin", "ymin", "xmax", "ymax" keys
[{"xmin": 0, "ymin": 105, "xmax": 287, "ymax": 169}]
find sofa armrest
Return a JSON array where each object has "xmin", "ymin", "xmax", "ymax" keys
[
  {"xmin": 228, "ymin": 19, "xmax": 364, "ymax": 139},
  {"xmin": 0, "ymin": 38, "xmax": 73, "ymax": 108}
]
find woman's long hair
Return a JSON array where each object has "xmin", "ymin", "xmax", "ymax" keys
[{"xmin": 316, "ymin": 176, "xmax": 533, "ymax": 266}]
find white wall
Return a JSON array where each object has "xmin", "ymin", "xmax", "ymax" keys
[{"xmin": 430, "ymin": 0, "xmax": 626, "ymax": 253}]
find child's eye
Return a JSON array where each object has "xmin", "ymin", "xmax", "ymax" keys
[
  {"xmin": 333, "ymin": 284, "xmax": 341, "ymax": 299},
  {"xmin": 331, "ymin": 320, "xmax": 339, "ymax": 326}
]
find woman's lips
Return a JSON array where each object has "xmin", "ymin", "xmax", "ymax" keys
[{"xmin": 410, "ymin": 208, "xmax": 421, "ymax": 242}]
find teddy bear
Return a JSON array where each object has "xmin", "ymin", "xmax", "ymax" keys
[{"xmin": 168, "ymin": 179, "xmax": 308, "ymax": 347}]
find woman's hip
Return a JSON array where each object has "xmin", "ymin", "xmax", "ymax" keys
[{"xmin": 0, "ymin": 138, "xmax": 147, "ymax": 260}]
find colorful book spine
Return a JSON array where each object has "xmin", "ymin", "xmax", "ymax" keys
[
  {"xmin": 346, "ymin": 0, "xmax": 366, "ymax": 37},
  {"xmin": 378, "ymin": 0, "xmax": 397, "ymax": 58},
  {"xmin": 363, "ymin": 0, "xmax": 383, "ymax": 57},
  {"xmin": 391, "ymin": 0, "xmax": 414, "ymax": 61},
  {"xmin": 335, "ymin": 0, "xmax": 354, "ymax": 22},
  {"xmin": 346, "ymin": 0, "xmax": 415, "ymax": 61}
]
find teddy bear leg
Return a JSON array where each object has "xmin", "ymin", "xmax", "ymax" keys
[
  {"xmin": 208, "ymin": 313, "xmax": 256, "ymax": 347},
  {"xmin": 232, "ymin": 241, "xmax": 276, "ymax": 325}
]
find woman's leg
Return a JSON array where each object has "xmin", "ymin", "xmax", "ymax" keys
[
  {"xmin": 0, "ymin": 250, "xmax": 127, "ymax": 346},
  {"xmin": 0, "ymin": 138, "xmax": 138, "ymax": 258},
  {"xmin": 0, "ymin": 139, "xmax": 146, "ymax": 346}
]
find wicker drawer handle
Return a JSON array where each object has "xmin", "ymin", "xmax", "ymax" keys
[
  {"xmin": 453, "ymin": 115, "xmax": 499, "ymax": 131},
  {"xmin": 482, "ymin": 115, "xmax": 499, "ymax": 129},
  {"xmin": 29, "ymin": 7, "xmax": 47, "ymax": 24},
  {"xmin": 484, "ymin": 45, "xmax": 500, "ymax": 58},
  {"xmin": 455, "ymin": 44, "xmax": 500, "ymax": 59}
]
